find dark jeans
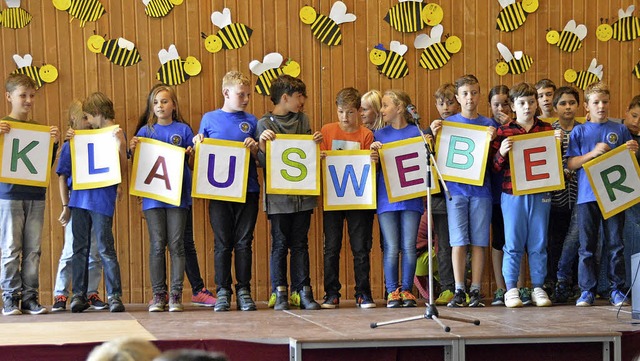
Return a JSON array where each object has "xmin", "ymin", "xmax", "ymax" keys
[
  {"xmin": 183, "ymin": 208, "xmax": 205, "ymax": 293},
  {"xmin": 491, "ymin": 203, "xmax": 505, "ymax": 250},
  {"xmin": 556, "ymin": 206, "xmax": 579, "ymax": 283},
  {"xmin": 432, "ymin": 197, "xmax": 454, "ymax": 290},
  {"xmin": 145, "ymin": 207, "xmax": 187, "ymax": 294},
  {"xmin": 323, "ymin": 210, "xmax": 374, "ymax": 297},
  {"xmin": 269, "ymin": 211, "xmax": 312, "ymax": 292},
  {"xmin": 209, "ymin": 193, "xmax": 259, "ymax": 292},
  {"xmin": 71, "ymin": 208, "xmax": 122, "ymax": 297},
  {"xmin": 577, "ymin": 202, "xmax": 625, "ymax": 293},
  {"xmin": 624, "ymin": 204, "xmax": 640, "ymax": 288},
  {"xmin": 546, "ymin": 208, "xmax": 573, "ymax": 284}
]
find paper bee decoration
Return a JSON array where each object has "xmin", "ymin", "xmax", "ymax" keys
[
  {"xmin": 496, "ymin": 0, "xmax": 538, "ymax": 32},
  {"xmin": 496, "ymin": 42, "xmax": 533, "ymax": 76},
  {"xmin": 142, "ymin": 0, "xmax": 182, "ymax": 18},
  {"xmin": 564, "ymin": 58, "xmax": 603, "ymax": 90},
  {"xmin": 249, "ymin": 53, "xmax": 301, "ymax": 96},
  {"xmin": 202, "ymin": 8, "xmax": 252, "ymax": 53},
  {"xmin": 596, "ymin": 5, "xmax": 640, "ymax": 42},
  {"xmin": 414, "ymin": 24, "xmax": 462, "ymax": 71},
  {"xmin": 634, "ymin": 49, "xmax": 640, "ymax": 80},
  {"xmin": 52, "ymin": 0, "xmax": 105, "ymax": 27},
  {"xmin": 384, "ymin": 1, "xmax": 443, "ymax": 33},
  {"xmin": 11, "ymin": 54, "xmax": 58, "ymax": 89},
  {"xmin": 299, "ymin": 1, "xmax": 356, "ymax": 46},
  {"xmin": 87, "ymin": 35, "xmax": 141, "ymax": 67},
  {"xmin": 369, "ymin": 41, "xmax": 409, "ymax": 79},
  {"xmin": 546, "ymin": 20, "xmax": 587, "ymax": 53},
  {"xmin": 0, "ymin": 0, "xmax": 31, "ymax": 29},
  {"xmin": 156, "ymin": 45, "xmax": 201, "ymax": 86}
]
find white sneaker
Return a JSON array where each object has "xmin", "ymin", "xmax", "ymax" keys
[
  {"xmin": 531, "ymin": 287, "xmax": 551, "ymax": 307},
  {"xmin": 504, "ymin": 288, "xmax": 523, "ymax": 308}
]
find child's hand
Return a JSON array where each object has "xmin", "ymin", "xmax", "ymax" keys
[
  {"xmin": 185, "ymin": 145, "xmax": 194, "ymax": 156},
  {"xmin": 259, "ymin": 129, "xmax": 276, "ymax": 142},
  {"xmin": 554, "ymin": 128, "xmax": 564, "ymax": 140},
  {"xmin": 494, "ymin": 111, "xmax": 512, "ymax": 125},
  {"xmin": 320, "ymin": 151, "xmax": 327, "ymax": 159},
  {"xmin": 243, "ymin": 137, "xmax": 258, "ymax": 152},
  {"xmin": 592, "ymin": 142, "xmax": 610, "ymax": 158},
  {"xmin": 129, "ymin": 137, "xmax": 139, "ymax": 153},
  {"xmin": 192, "ymin": 134, "xmax": 204, "ymax": 144},
  {"xmin": 312, "ymin": 131, "xmax": 323, "ymax": 144},
  {"xmin": 0, "ymin": 121, "xmax": 10, "ymax": 134},
  {"xmin": 50, "ymin": 126, "xmax": 60, "ymax": 144},
  {"xmin": 430, "ymin": 119, "xmax": 442, "ymax": 135},
  {"xmin": 499, "ymin": 137, "xmax": 513, "ymax": 157},
  {"xmin": 487, "ymin": 126, "xmax": 497, "ymax": 141},
  {"xmin": 370, "ymin": 149, "xmax": 379, "ymax": 163},
  {"xmin": 113, "ymin": 127, "xmax": 125, "ymax": 144},
  {"xmin": 58, "ymin": 206, "xmax": 70, "ymax": 227},
  {"xmin": 65, "ymin": 128, "xmax": 75, "ymax": 141},
  {"xmin": 422, "ymin": 134, "xmax": 433, "ymax": 144},
  {"xmin": 117, "ymin": 185, "xmax": 123, "ymax": 201},
  {"xmin": 626, "ymin": 140, "xmax": 639, "ymax": 153}
]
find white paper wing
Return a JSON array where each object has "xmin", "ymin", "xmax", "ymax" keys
[
  {"xmin": 211, "ymin": 8, "xmax": 232, "ymax": 28},
  {"xmin": 12, "ymin": 54, "xmax": 32, "ymax": 68},
  {"xmin": 390, "ymin": 41, "xmax": 408, "ymax": 56},
  {"xmin": 497, "ymin": 42, "xmax": 514, "ymax": 62},
  {"xmin": 329, "ymin": 1, "xmax": 356, "ymax": 25},
  {"xmin": 117, "ymin": 38, "xmax": 135, "ymax": 51}
]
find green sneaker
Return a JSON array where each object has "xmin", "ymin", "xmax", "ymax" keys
[
  {"xmin": 435, "ymin": 290, "xmax": 455, "ymax": 305},
  {"xmin": 268, "ymin": 292, "xmax": 276, "ymax": 308},
  {"xmin": 519, "ymin": 287, "xmax": 532, "ymax": 305},
  {"xmin": 290, "ymin": 291, "xmax": 301, "ymax": 307}
]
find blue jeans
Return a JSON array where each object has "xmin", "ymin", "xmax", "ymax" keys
[
  {"xmin": 54, "ymin": 216, "xmax": 102, "ymax": 297},
  {"xmin": 0, "ymin": 200, "xmax": 44, "ymax": 301},
  {"xmin": 145, "ymin": 207, "xmax": 187, "ymax": 294},
  {"xmin": 624, "ymin": 204, "xmax": 640, "ymax": 288},
  {"xmin": 577, "ymin": 202, "xmax": 625, "ymax": 293},
  {"xmin": 209, "ymin": 194, "xmax": 259, "ymax": 292},
  {"xmin": 269, "ymin": 211, "xmax": 312, "ymax": 292},
  {"xmin": 378, "ymin": 210, "xmax": 421, "ymax": 293},
  {"xmin": 555, "ymin": 206, "xmax": 580, "ymax": 283},
  {"xmin": 71, "ymin": 208, "xmax": 122, "ymax": 298}
]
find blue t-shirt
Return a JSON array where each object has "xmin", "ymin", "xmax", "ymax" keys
[
  {"xmin": 374, "ymin": 124, "xmax": 424, "ymax": 215},
  {"xmin": 198, "ymin": 110, "xmax": 259, "ymax": 194},
  {"xmin": 56, "ymin": 141, "xmax": 117, "ymax": 217},
  {"xmin": 442, "ymin": 113, "xmax": 494, "ymax": 198},
  {"xmin": 136, "ymin": 121, "xmax": 194, "ymax": 210},
  {"xmin": 566, "ymin": 120, "xmax": 632, "ymax": 204}
]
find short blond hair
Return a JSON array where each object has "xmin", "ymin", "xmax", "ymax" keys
[
  {"xmin": 67, "ymin": 99, "xmax": 85, "ymax": 129},
  {"xmin": 584, "ymin": 82, "xmax": 610, "ymax": 103},
  {"xmin": 434, "ymin": 83, "xmax": 456, "ymax": 101},
  {"xmin": 86, "ymin": 337, "xmax": 161, "ymax": 361},
  {"xmin": 222, "ymin": 70, "xmax": 250, "ymax": 92}
]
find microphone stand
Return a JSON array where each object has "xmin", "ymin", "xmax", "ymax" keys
[{"xmin": 371, "ymin": 121, "xmax": 480, "ymax": 332}]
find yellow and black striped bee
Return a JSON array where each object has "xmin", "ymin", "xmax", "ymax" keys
[
  {"xmin": 0, "ymin": 0, "xmax": 31, "ymax": 29},
  {"xmin": 496, "ymin": 42, "xmax": 533, "ymax": 76},
  {"xmin": 11, "ymin": 54, "xmax": 58, "ymax": 90},
  {"xmin": 52, "ymin": 0, "xmax": 105, "ymax": 27},
  {"xmin": 299, "ymin": 0, "xmax": 356, "ymax": 46},
  {"xmin": 142, "ymin": 0, "xmax": 182, "ymax": 18},
  {"xmin": 597, "ymin": 5, "xmax": 640, "ymax": 42},
  {"xmin": 156, "ymin": 44, "xmax": 201, "ymax": 86},
  {"xmin": 249, "ymin": 53, "xmax": 301, "ymax": 96},
  {"xmin": 202, "ymin": 8, "xmax": 252, "ymax": 53},
  {"xmin": 564, "ymin": 58, "xmax": 603, "ymax": 90},
  {"xmin": 384, "ymin": 1, "xmax": 443, "ymax": 33},
  {"xmin": 414, "ymin": 24, "xmax": 462, "ymax": 71},
  {"xmin": 546, "ymin": 20, "xmax": 587, "ymax": 53},
  {"xmin": 369, "ymin": 41, "xmax": 409, "ymax": 79},
  {"xmin": 633, "ymin": 59, "xmax": 640, "ymax": 80},
  {"xmin": 496, "ymin": 0, "xmax": 539, "ymax": 32},
  {"xmin": 87, "ymin": 35, "xmax": 141, "ymax": 67}
]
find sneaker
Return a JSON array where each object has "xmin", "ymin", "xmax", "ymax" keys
[
  {"xmin": 214, "ymin": 289, "xmax": 231, "ymax": 312},
  {"xmin": 554, "ymin": 281, "xmax": 570, "ymax": 304},
  {"xmin": 505, "ymin": 288, "xmax": 523, "ymax": 308},
  {"xmin": 236, "ymin": 288, "xmax": 256, "ymax": 311},
  {"xmin": 531, "ymin": 287, "xmax": 552, "ymax": 307},
  {"xmin": 88, "ymin": 294, "xmax": 108, "ymax": 310},
  {"xmin": 468, "ymin": 289, "xmax": 485, "ymax": 307},
  {"xmin": 356, "ymin": 294, "xmax": 376, "ymax": 309},
  {"xmin": 289, "ymin": 291, "xmax": 301, "ymax": 308},
  {"xmin": 519, "ymin": 287, "xmax": 532, "ymax": 305},
  {"xmin": 400, "ymin": 290, "xmax": 417, "ymax": 307},
  {"xmin": 321, "ymin": 294, "xmax": 340, "ymax": 309},
  {"xmin": 108, "ymin": 295, "xmax": 125, "ymax": 312},
  {"xmin": 610, "ymin": 289, "xmax": 630, "ymax": 307},
  {"xmin": 70, "ymin": 295, "xmax": 90, "ymax": 313},
  {"xmin": 386, "ymin": 288, "xmax": 402, "ymax": 308},
  {"xmin": 435, "ymin": 289, "xmax": 455, "ymax": 305},
  {"xmin": 148, "ymin": 293, "xmax": 167, "ymax": 312},
  {"xmin": 21, "ymin": 298, "xmax": 47, "ymax": 315},
  {"xmin": 268, "ymin": 292, "xmax": 276, "ymax": 308},
  {"xmin": 2, "ymin": 296, "xmax": 21, "ymax": 316},
  {"xmin": 169, "ymin": 292, "xmax": 183, "ymax": 312},
  {"xmin": 447, "ymin": 289, "xmax": 467, "ymax": 308},
  {"xmin": 542, "ymin": 281, "xmax": 555, "ymax": 299},
  {"xmin": 576, "ymin": 291, "xmax": 594, "ymax": 307},
  {"xmin": 191, "ymin": 288, "xmax": 216, "ymax": 307},
  {"xmin": 491, "ymin": 288, "xmax": 505, "ymax": 306},
  {"xmin": 52, "ymin": 295, "xmax": 67, "ymax": 312}
]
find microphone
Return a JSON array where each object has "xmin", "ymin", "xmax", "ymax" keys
[{"xmin": 406, "ymin": 104, "xmax": 421, "ymax": 125}]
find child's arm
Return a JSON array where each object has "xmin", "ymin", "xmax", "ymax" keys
[
  {"xmin": 626, "ymin": 139, "xmax": 639, "ymax": 154},
  {"xmin": 0, "ymin": 121, "xmax": 9, "ymax": 134},
  {"xmin": 114, "ymin": 127, "xmax": 127, "ymax": 200},
  {"xmin": 58, "ymin": 175, "xmax": 71, "ymax": 227},
  {"xmin": 370, "ymin": 141, "xmax": 382, "ymax": 163},
  {"xmin": 567, "ymin": 142, "xmax": 610, "ymax": 170},
  {"xmin": 312, "ymin": 131, "xmax": 323, "ymax": 144},
  {"xmin": 50, "ymin": 126, "xmax": 60, "ymax": 144},
  {"xmin": 258, "ymin": 129, "xmax": 276, "ymax": 153},
  {"xmin": 244, "ymin": 137, "xmax": 259, "ymax": 157},
  {"xmin": 429, "ymin": 119, "xmax": 443, "ymax": 135}
]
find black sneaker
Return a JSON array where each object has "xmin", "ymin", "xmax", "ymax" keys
[
  {"xmin": 70, "ymin": 295, "xmax": 89, "ymax": 313},
  {"xmin": 2, "ymin": 295, "xmax": 21, "ymax": 316},
  {"xmin": 52, "ymin": 295, "xmax": 67, "ymax": 312},
  {"xmin": 236, "ymin": 288, "xmax": 256, "ymax": 311},
  {"xmin": 447, "ymin": 289, "xmax": 467, "ymax": 308},
  {"xmin": 108, "ymin": 295, "xmax": 125, "ymax": 312},
  {"xmin": 468, "ymin": 289, "xmax": 485, "ymax": 307},
  {"xmin": 88, "ymin": 294, "xmax": 108, "ymax": 310},
  {"xmin": 356, "ymin": 294, "xmax": 376, "ymax": 309},
  {"xmin": 554, "ymin": 281, "xmax": 570, "ymax": 304},
  {"xmin": 21, "ymin": 298, "xmax": 47, "ymax": 315},
  {"xmin": 321, "ymin": 294, "xmax": 340, "ymax": 309},
  {"xmin": 214, "ymin": 289, "xmax": 231, "ymax": 312}
]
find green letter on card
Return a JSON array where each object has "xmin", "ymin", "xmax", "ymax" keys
[
  {"xmin": 600, "ymin": 165, "xmax": 633, "ymax": 202},
  {"xmin": 11, "ymin": 139, "xmax": 38, "ymax": 174},
  {"xmin": 446, "ymin": 135, "xmax": 474, "ymax": 170},
  {"xmin": 281, "ymin": 148, "xmax": 307, "ymax": 182}
]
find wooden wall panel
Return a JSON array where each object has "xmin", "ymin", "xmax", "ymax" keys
[{"xmin": 0, "ymin": 1, "xmax": 639, "ymax": 303}]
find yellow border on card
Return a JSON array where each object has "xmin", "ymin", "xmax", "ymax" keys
[
  {"xmin": 71, "ymin": 125, "xmax": 121, "ymax": 190},
  {"xmin": 266, "ymin": 134, "xmax": 320, "ymax": 195},
  {"xmin": 0, "ymin": 121, "xmax": 54, "ymax": 187},
  {"xmin": 191, "ymin": 138, "xmax": 249, "ymax": 203},
  {"xmin": 129, "ymin": 137, "xmax": 185, "ymax": 206},
  {"xmin": 322, "ymin": 150, "xmax": 377, "ymax": 211},
  {"xmin": 435, "ymin": 121, "xmax": 491, "ymax": 186},
  {"xmin": 584, "ymin": 145, "xmax": 640, "ymax": 219},
  {"xmin": 510, "ymin": 130, "xmax": 565, "ymax": 196},
  {"xmin": 379, "ymin": 136, "xmax": 431, "ymax": 203}
]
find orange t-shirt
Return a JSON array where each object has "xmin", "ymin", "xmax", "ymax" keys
[{"xmin": 320, "ymin": 122, "xmax": 374, "ymax": 151}]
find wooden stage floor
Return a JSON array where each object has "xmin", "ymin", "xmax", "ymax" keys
[{"xmin": 0, "ymin": 298, "xmax": 638, "ymax": 361}]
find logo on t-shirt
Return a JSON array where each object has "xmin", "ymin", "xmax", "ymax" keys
[
  {"xmin": 239, "ymin": 122, "xmax": 251, "ymax": 134},
  {"xmin": 606, "ymin": 132, "xmax": 619, "ymax": 145},
  {"xmin": 170, "ymin": 134, "xmax": 182, "ymax": 146}
]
